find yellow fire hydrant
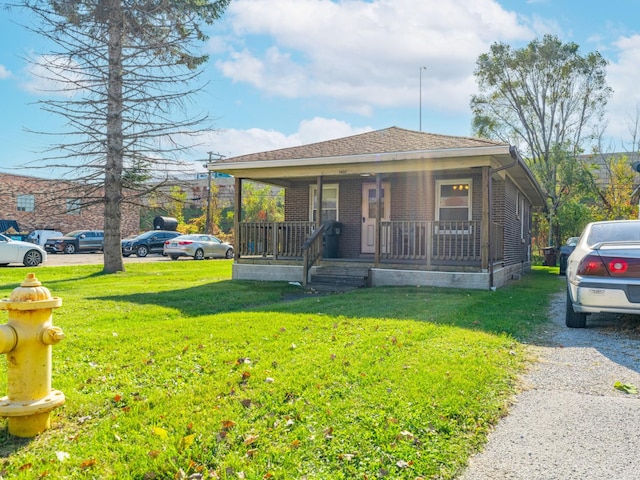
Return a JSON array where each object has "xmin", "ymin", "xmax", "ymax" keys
[{"xmin": 0, "ymin": 273, "xmax": 65, "ymax": 437}]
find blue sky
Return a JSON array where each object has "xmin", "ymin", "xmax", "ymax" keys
[{"xmin": 1, "ymin": 0, "xmax": 640, "ymax": 177}]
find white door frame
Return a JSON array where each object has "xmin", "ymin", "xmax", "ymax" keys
[{"xmin": 361, "ymin": 182, "xmax": 390, "ymax": 254}]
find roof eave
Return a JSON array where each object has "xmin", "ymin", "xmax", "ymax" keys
[{"xmin": 208, "ymin": 145, "xmax": 513, "ymax": 172}]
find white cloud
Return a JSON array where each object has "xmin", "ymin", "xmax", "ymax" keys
[
  {"xmin": 188, "ymin": 117, "xmax": 371, "ymax": 160},
  {"xmin": 603, "ymin": 35, "xmax": 640, "ymax": 144},
  {"xmin": 20, "ymin": 54, "xmax": 84, "ymax": 97},
  {"xmin": 214, "ymin": 0, "xmax": 535, "ymax": 116},
  {"xmin": 0, "ymin": 65, "xmax": 12, "ymax": 79}
]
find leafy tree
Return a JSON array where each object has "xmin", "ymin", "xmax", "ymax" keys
[
  {"xmin": 471, "ymin": 34, "xmax": 611, "ymax": 246},
  {"xmin": 583, "ymin": 153, "xmax": 638, "ymax": 221},
  {"xmin": 241, "ymin": 182, "xmax": 284, "ymax": 223},
  {"xmin": 11, "ymin": 0, "xmax": 231, "ymax": 272}
]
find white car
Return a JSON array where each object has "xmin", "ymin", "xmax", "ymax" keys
[
  {"xmin": 566, "ymin": 220, "xmax": 640, "ymax": 328},
  {"xmin": 0, "ymin": 233, "xmax": 47, "ymax": 267},
  {"xmin": 163, "ymin": 234, "xmax": 234, "ymax": 260}
]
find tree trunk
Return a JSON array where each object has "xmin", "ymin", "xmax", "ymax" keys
[{"xmin": 103, "ymin": 0, "xmax": 125, "ymax": 273}]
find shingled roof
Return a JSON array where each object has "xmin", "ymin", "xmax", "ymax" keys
[{"xmin": 224, "ymin": 126, "xmax": 506, "ymax": 163}]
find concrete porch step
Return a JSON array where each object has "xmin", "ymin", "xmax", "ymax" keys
[{"xmin": 308, "ymin": 265, "xmax": 370, "ymax": 290}]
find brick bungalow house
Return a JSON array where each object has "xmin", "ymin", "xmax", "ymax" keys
[
  {"xmin": 0, "ymin": 172, "xmax": 140, "ymax": 237},
  {"xmin": 208, "ymin": 127, "xmax": 546, "ymax": 290}
]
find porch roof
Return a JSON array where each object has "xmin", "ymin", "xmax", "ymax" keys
[{"xmin": 209, "ymin": 126, "xmax": 546, "ymax": 207}]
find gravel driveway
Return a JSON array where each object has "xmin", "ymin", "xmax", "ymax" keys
[{"xmin": 459, "ymin": 289, "xmax": 640, "ymax": 479}]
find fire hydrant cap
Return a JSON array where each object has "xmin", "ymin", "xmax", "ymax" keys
[{"xmin": 0, "ymin": 273, "xmax": 62, "ymax": 310}]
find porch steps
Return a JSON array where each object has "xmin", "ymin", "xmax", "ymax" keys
[{"xmin": 309, "ymin": 266, "xmax": 369, "ymax": 291}]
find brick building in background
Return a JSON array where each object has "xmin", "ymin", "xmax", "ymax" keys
[{"xmin": 0, "ymin": 172, "xmax": 140, "ymax": 237}]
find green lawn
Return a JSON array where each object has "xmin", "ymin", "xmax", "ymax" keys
[{"xmin": 0, "ymin": 261, "xmax": 562, "ymax": 479}]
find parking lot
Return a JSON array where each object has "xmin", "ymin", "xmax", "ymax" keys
[{"xmin": 44, "ymin": 252, "xmax": 173, "ymax": 267}]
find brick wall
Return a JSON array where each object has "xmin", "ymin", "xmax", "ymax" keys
[
  {"xmin": 501, "ymin": 177, "xmax": 532, "ymax": 266},
  {"xmin": 0, "ymin": 173, "xmax": 140, "ymax": 237}
]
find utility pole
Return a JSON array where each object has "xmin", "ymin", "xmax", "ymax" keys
[{"xmin": 419, "ymin": 66, "xmax": 427, "ymax": 131}]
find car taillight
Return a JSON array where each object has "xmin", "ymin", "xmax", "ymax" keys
[
  {"xmin": 608, "ymin": 259, "xmax": 628, "ymax": 274},
  {"xmin": 576, "ymin": 254, "xmax": 609, "ymax": 276},
  {"xmin": 178, "ymin": 241, "xmax": 193, "ymax": 245}
]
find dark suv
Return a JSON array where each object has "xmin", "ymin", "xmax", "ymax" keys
[
  {"xmin": 122, "ymin": 230, "xmax": 181, "ymax": 257},
  {"xmin": 44, "ymin": 230, "xmax": 104, "ymax": 254}
]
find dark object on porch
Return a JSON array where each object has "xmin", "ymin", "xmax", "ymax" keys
[
  {"xmin": 153, "ymin": 216, "xmax": 178, "ymax": 231},
  {"xmin": 323, "ymin": 221, "xmax": 342, "ymax": 258},
  {"xmin": 542, "ymin": 246, "xmax": 557, "ymax": 267}
]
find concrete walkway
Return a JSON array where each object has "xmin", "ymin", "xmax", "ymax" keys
[{"xmin": 459, "ymin": 292, "xmax": 640, "ymax": 480}]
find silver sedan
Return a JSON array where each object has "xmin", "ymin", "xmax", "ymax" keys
[
  {"xmin": 566, "ymin": 220, "xmax": 640, "ymax": 328},
  {"xmin": 0, "ymin": 233, "xmax": 47, "ymax": 267},
  {"xmin": 163, "ymin": 234, "xmax": 234, "ymax": 260}
]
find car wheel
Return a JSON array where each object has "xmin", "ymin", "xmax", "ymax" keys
[
  {"xmin": 23, "ymin": 250, "xmax": 43, "ymax": 267},
  {"xmin": 194, "ymin": 249, "xmax": 205, "ymax": 260},
  {"xmin": 63, "ymin": 243, "xmax": 76, "ymax": 254},
  {"xmin": 136, "ymin": 245, "xmax": 148, "ymax": 257},
  {"xmin": 565, "ymin": 288, "xmax": 587, "ymax": 328},
  {"xmin": 170, "ymin": 255, "xmax": 179, "ymax": 260},
  {"xmin": 225, "ymin": 248, "xmax": 234, "ymax": 259}
]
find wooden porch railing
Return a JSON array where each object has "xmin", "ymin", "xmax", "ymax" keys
[
  {"xmin": 238, "ymin": 221, "xmax": 315, "ymax": 258},
  {"xmin": 380, "ymin": 221, "xmax": 503, "ymax": 263},
  {"xmin": 301, "ymin": 226, "xmax": 324, "ymax": 288},
  {"xmin": 238, "ymin": 220, "xmax": 504, "ymax": 265}
]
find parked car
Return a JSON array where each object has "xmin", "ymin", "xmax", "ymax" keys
[
  {"xmin": 566, "ymin": 220, "xmax": 640, "ymax": 328},
  {"xmin": 44, "ymin": 230, "xmax": 104, "ymax": 254},
  {"xmin": 25, "ymin": 229, "xmax": 63, "ymax": 247},
  {"xmin": 558, "ymin": 236, "xmax": 580, "ymax": 275},
  {"xmin": 122, "ymin": 230, "xmax": 181, "ymax": 257},
  {"xmin": 163, "ymin": 234, "xmax": 234, "ymax": 260},
  {"xmin": 0, "ymin": 233, "xmax": 47, "ymax": 267}
]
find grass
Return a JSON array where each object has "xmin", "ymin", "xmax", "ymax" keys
[{"xmin": 0, "ymin": 261, "xmax": 563, "ymax": 479}]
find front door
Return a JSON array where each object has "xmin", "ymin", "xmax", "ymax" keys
[{"xmin": 361, "ymin": 182, "xmax": 390, "ymax": 254}]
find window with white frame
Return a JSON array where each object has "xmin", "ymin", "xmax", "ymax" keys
[
  {"xmin": 436, "ymin": 179, "xmax": 471, "ymax": 222},
  {"xmin": 66, "ymin": 198, "xmax": 81, "ymax": 215},
  {"xmin": 16, "ymin": 194, "xmax": 35, "ymax": 212},
  {"xmin": 309, "ymin": 184, "xmax": 339, "ymax": 222},
  {"xmin": 520, "ymin": 196, "xmax": 527, "ymax": 240}
]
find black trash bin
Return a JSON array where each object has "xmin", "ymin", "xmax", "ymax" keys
[
  {"xmin": 322, "ymin": 221, "xmax": 343, "ymax": 258},
  {"xmin": 542, "ymin": 247, "xmax": 557, "ymax": 267}
]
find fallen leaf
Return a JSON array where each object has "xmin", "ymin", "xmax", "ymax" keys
[
  {"xmin": 614, "ymin": 381, "xmax": 638, "ymax": 394},
  {"xmin": 396, "ymin": 460, "xmax": 409, "ymax": 469},
  {"xmin": 221, "ymin": 420, "xmax": 236, "ymax": 430},
  {"xmin": 180, "ymin": 434, "xmax": 195, "ymax": 450},
  {"xmin": 80, "ymin": 458, "xmax": 96, "ymax": 469},
  {"xmin": 148, "ymin": 450, "xmax": 160, "ymax": 458},
  {"xmin": 244, "ymin": 435, "xmax": 259, "ymax": 445},
  {"xmin": 152, "ymin": 427, "xmax": 169, "ymax": 439}
]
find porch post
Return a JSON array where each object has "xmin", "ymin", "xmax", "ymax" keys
[
  {"xmin": 234, "ymin": 177, "xmax": 242, "ymax": 261},
  {"xmin": 481, "ymin": 166, "xmax": 490, "ymax": 270},
  {"xmin": 374, "ymin": 173, "xmax": 381, "ymax": 266}
]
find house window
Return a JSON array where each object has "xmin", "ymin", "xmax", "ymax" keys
[
  {"xmin": 66, "ymin": 198, "xmax": 81, "ymax": 215},
  {"xmin": 309, "ymin": 184, "xmax": 339, "ymax": 222},
  {"xmin": 16, "ymin": 194, "xmax": 35, "ymax": 212},
  {"xmin": 436, "ymin": 179, "xmax": 471, "ymax": 222},
  {"xmin": 520, "ymin": 197, "xmax": 527, "ymax": 240}
]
